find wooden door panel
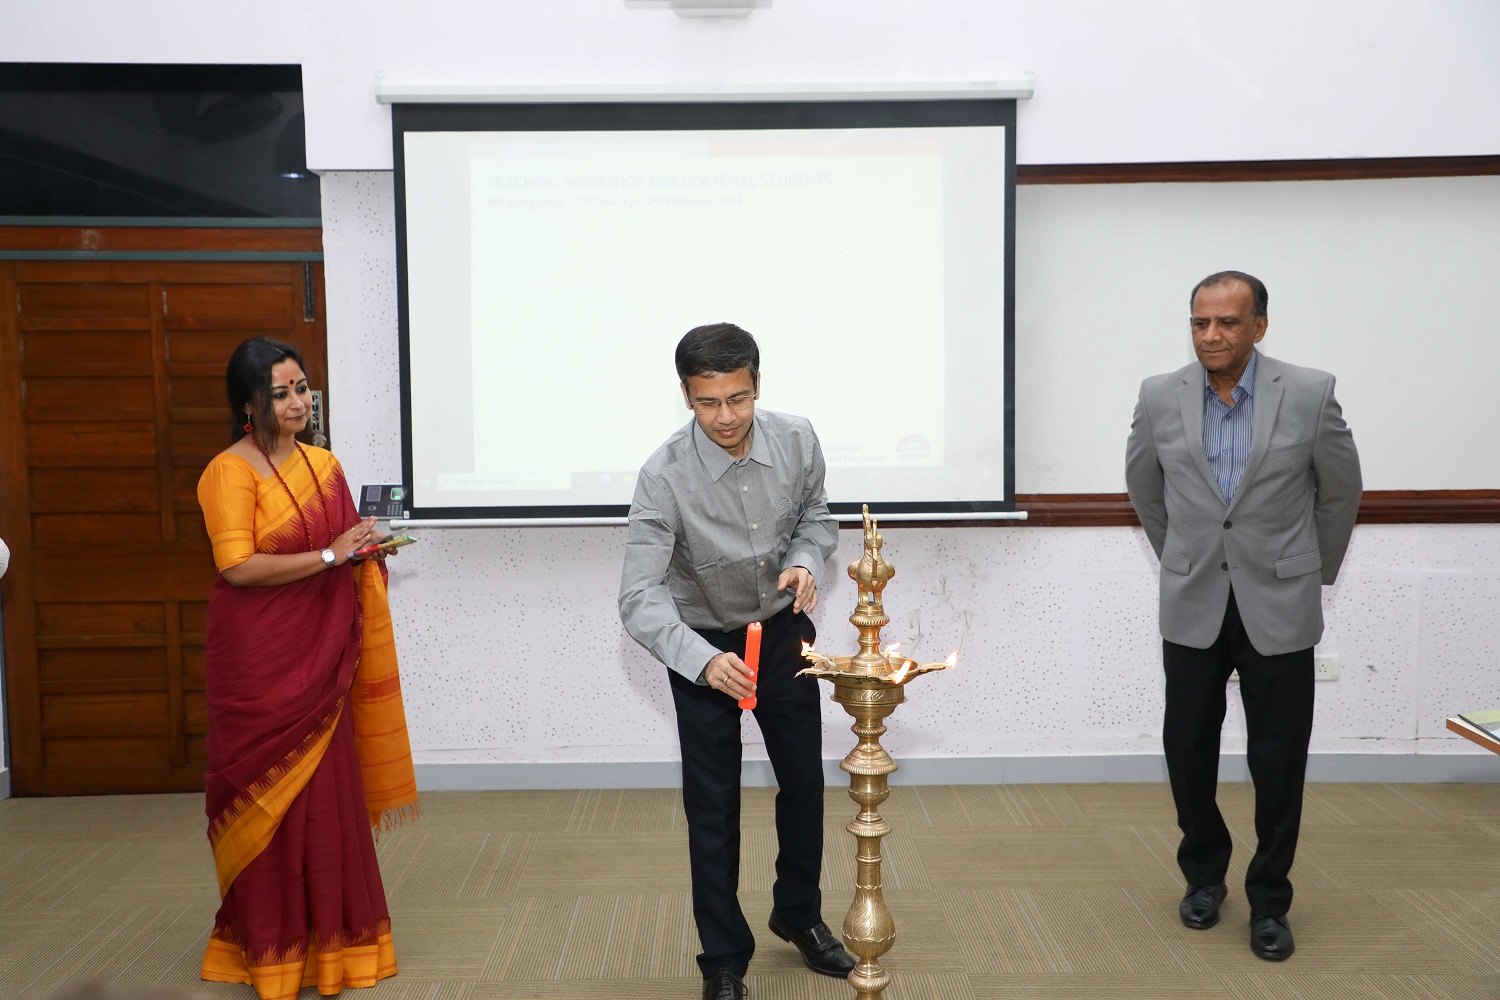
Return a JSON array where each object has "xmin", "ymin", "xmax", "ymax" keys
[
  {"xmin": 25, "ymin": 375, "xmax": 158, "ymax": 420},
  {"xmin": 179, "ymin": 601, "xmax": 208, "ymax": 633},
  {"xmin": 165, "ymin": 284, "xmax": 297, "ymax": 328},
  {"xmin": 1, "ymin": 250, "xmax": 327, "ymax": 796},
  {"xmin": 22, "ymin": 330, "xmax": 155, "ymax": 365},
  {"xmin": 31, "ymin": 467, "xmax": 161, "ymax": 512},
  {"xmin": 32, "ymin": 513, "xmax": 163, "ymax": 546},
  {"xmin": 16, "ymin": 259, "xmax": 295, "ymax": 283},
  {"xmin": 184, "ymin": 691, "xmax": 208, "ymax": 728},
  {"xmin": 175, "ymin": 513, "xmax": 212, "ymax": 549},
  {"xmin": 185, "ymin": 736, "xmax": 209, "ymax": 768},
  {"xmin": 38, "ymin": 602, "xmax": 168, "ymax": 637},
  {"xmin": 169, "ymin": 373, "xmax": 228, "ymax": 410},
  {"xmin": 18, "ymin": 283, "xmax": 151, "ymax": 325},
  {"xmin": 39, "ymin": 648, "xmax": 167, "ymax": 685},
  {"xmin": 171, "ymin": 467, "xmax": 208, "ymax": 507},
  {"xmin": 42, "ymin": 691, "xmax": 170, "ymax": 727},
  {"xmin": 182, "ymin": 646, "xmax": 206, "ymax": 685},
  {"xmin": 25, "ymin": 426, "xmax": 159, "ymax": 468},
  {"xmin": 169, "ymin": 421, "xmax": 231, "ymax": 461},
  {"xmin": 167, "ymin": 328, "xmax": 270, "ymax": 364},
  {"xmin": 33, "ymin": 547, "xmax": 217, "ymax": 603},
  {"xmin": 45, "ymin": 738, "xmax": 173, "ymax": 770}
]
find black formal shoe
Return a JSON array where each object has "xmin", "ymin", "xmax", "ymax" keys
[
  {"xmin": 702, "ymin": 968, "xmax": 746, "ymax": 1000},
  {"xmin": 1179, "ymin": 883, "xmax": 1228, "ymax": 929},
  {"xmin": 1249, "ymin": 913, "xmax": 1295, "ymax": 961},
  {"xmin": 767, "ymin": 913, "xmax": 858, "ymax": 977}
]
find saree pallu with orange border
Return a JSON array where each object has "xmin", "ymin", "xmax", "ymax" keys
[{"xmin": 196, "ymin": 447, "xmax": 417, "ymax": 1000}]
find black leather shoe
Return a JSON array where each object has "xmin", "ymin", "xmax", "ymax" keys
[
  {"xmin": 1179, "ymin": 883, "xmax": 1228, "ymax": 929},
  {"xmin": 767, "ymin": 913, "xmax": 857, "ymax": 977},
  {"xmin": 702, "ymin": 968, "xmax": 746, "ymax": 1000},
  {"xmin": 1249, "ymin": 913, "xmax": 1295, "ymax": 960}
]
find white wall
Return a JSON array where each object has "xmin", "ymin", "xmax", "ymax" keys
[
  {"xmin": 8, "ymin": 1, "xmax": 1500, "ymax": 780},
  {"xmin": 1017, "ymin": 175, "xmax": 1500, "ymax": 493},
  {"xmin": 323, "ymin": 172, "xmax": 1500, "ymax": 775},
  {"xmin": 4, "ymin": 1, "xmax": 1499, "ymax": 170}
]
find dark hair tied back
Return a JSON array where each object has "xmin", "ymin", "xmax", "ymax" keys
[{"xmin": 226, "ymin": 336, "xmax": 305, "ymax": 447}]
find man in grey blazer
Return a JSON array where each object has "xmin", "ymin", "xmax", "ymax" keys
[{"xmin": 1125, "ymin": 271, "xmax": 1361, "ymax": 961}]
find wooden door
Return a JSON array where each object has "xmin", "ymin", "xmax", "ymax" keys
[{"xmin": 0, "ymin": 248, "xmax": 327, "ymax": 795}]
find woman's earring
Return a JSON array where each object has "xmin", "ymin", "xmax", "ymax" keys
[{"xmin": 243, "ymin": 417, "xmax": 254, "ymax": 434}]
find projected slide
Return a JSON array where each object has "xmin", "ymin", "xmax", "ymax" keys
[{"xmin": 397, "ymin": 105, "xmax": 1013, "ymax": 518}]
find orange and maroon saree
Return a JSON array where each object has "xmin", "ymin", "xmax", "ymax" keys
[{"xmin": 196, "ymin": 446, "xmax": 417, "ymax": 1000}]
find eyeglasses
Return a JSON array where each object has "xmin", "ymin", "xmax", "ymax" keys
[{"xmin": 689, "ymin": 391, "xmax": 757, "ymax": 415}]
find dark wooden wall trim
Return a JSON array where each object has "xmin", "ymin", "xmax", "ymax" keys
[
  {"xmin": 996, "ymin": 491, "xmax": 1500, "ymax": 528},
  {"xmin": 0, "ymin": 225, "xmax": 322, "ymax": 254},
  {"xmin": 1016, "ymin": 155, "xmax": 1500, "ymax": 185},
  {"xmin": 1347, "ymin": 490, "xmax": 1500, "ymax": 524}
]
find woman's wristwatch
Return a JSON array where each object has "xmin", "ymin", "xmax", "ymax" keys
[{"xmin": 320, "ymin": 548, "xmax": 337, "ymax": 567}]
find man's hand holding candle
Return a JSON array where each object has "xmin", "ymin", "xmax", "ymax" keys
[{"xmin": 706, "ymin": 650, "xmax": 757, "ymax": 702}]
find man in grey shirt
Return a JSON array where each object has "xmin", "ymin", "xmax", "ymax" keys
[{"xmin": 619, "ymin": 323, "xmax": 854, "ymax": 1000}]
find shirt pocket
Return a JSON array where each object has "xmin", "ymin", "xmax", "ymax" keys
[{"xmin": 772, "ymin": 490, "xmax": 802, "ymax": 520}]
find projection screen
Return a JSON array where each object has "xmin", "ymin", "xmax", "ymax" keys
[{"xmin": 392, "ymin": 96, "xmax": 1016, "ymax": 522}]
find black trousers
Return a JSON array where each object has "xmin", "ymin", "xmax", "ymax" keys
[
  {"xmin": 667, "ymin": 607, "xmax": 824, "ymax": 979},
  {"xmin": 1162, "ymin": 589, "xmax": 1315, "ymax": 917}
]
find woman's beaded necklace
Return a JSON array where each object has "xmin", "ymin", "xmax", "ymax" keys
[{"xmin": 249, "ymin": 427, "xmax": 335, "ymax": 553}]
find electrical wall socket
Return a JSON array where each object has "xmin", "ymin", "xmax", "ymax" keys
[{"xmin": 1228, "ymin": 655, "xmax": 1339, "ymax": 684}]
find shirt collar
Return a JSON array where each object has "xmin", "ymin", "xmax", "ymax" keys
[
  {"xmin": 692, "ymin": 414, "xmax": 772, "ymax": 481},
  {"xmin": 1203, "ymin": 349, "xmax": 1258, "ymax": 399}
]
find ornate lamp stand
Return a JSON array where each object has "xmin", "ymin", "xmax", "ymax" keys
[{"xmin": 799, "ymin": 506, "xmax": 953, "ymax": 1000}]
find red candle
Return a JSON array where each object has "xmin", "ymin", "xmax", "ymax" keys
[{"xmin": 738, "ymin": 621, "xmax": 762, "ymax": 710}]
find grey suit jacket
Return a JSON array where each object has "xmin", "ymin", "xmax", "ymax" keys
[{"xmin": 1125, "ymin": 351, "xmax": 1362, "ymax": 655}]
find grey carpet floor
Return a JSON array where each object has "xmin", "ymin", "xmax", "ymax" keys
[{"xmin": 1, "ymin": 782, "xmax": 1497, "ymax": 999}]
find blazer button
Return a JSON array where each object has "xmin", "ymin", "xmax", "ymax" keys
[
  {"xmin": 1223, "ymin": 520, "xmax": 1232, "ymax": 529},
  {"xmin": 1220, "ymin": 562, "xmax": 1229, "ymax": 571}
]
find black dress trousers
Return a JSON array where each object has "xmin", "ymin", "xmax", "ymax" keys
[
  {"xmin": 1162, "ymin": 588, "xmax": 1315, "ymax": 916},
  {"xmin": 667, "ymin": 607, "xmax": 824, "ymax": 979}
]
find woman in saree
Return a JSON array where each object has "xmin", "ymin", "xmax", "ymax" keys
[{"xmin": 196, "ymin": 336, "xmax": 418, "ymax": 999}]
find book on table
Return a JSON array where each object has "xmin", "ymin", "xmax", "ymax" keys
[{"xmin": 1458, "ymin": 708, "xmax": 1500, "ymax": 739}]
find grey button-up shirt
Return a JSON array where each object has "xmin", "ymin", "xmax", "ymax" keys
[{"xmin": 619, "ymin": 408, "xmax": 839, "ymax": 682}]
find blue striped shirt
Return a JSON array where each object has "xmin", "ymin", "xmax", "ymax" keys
[{"xmin": 1203, "ymin": 351, "xmax": 1257, "ymax": 504}]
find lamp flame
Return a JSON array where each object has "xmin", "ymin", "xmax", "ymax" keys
[
  {"xmin": 800, "ymin": 641, "xmax": 842, "ymax": 674},
  {"xmin": 946, "ymin": 650, "xmax": 959, "ymax": 667},
  {"xmin": 882, "ymin": 642, "xmax": 903, "ymax": 657},
  {"xmin": 888, "ymin": 659, "xmax": 914, "ymax": 684}
]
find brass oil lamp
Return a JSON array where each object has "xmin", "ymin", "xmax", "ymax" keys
[{"xmin": 799, "ymin": 505, "xmax": 955, "ymax": 1000}]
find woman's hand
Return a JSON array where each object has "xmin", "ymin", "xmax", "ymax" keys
[
  {"xmin": 221, "ymin": 518, "xmax": 382, "ymax": 587},
  {"xmin": 332, "ymin": 516, "xmax": 380, "ymax": 565}
]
